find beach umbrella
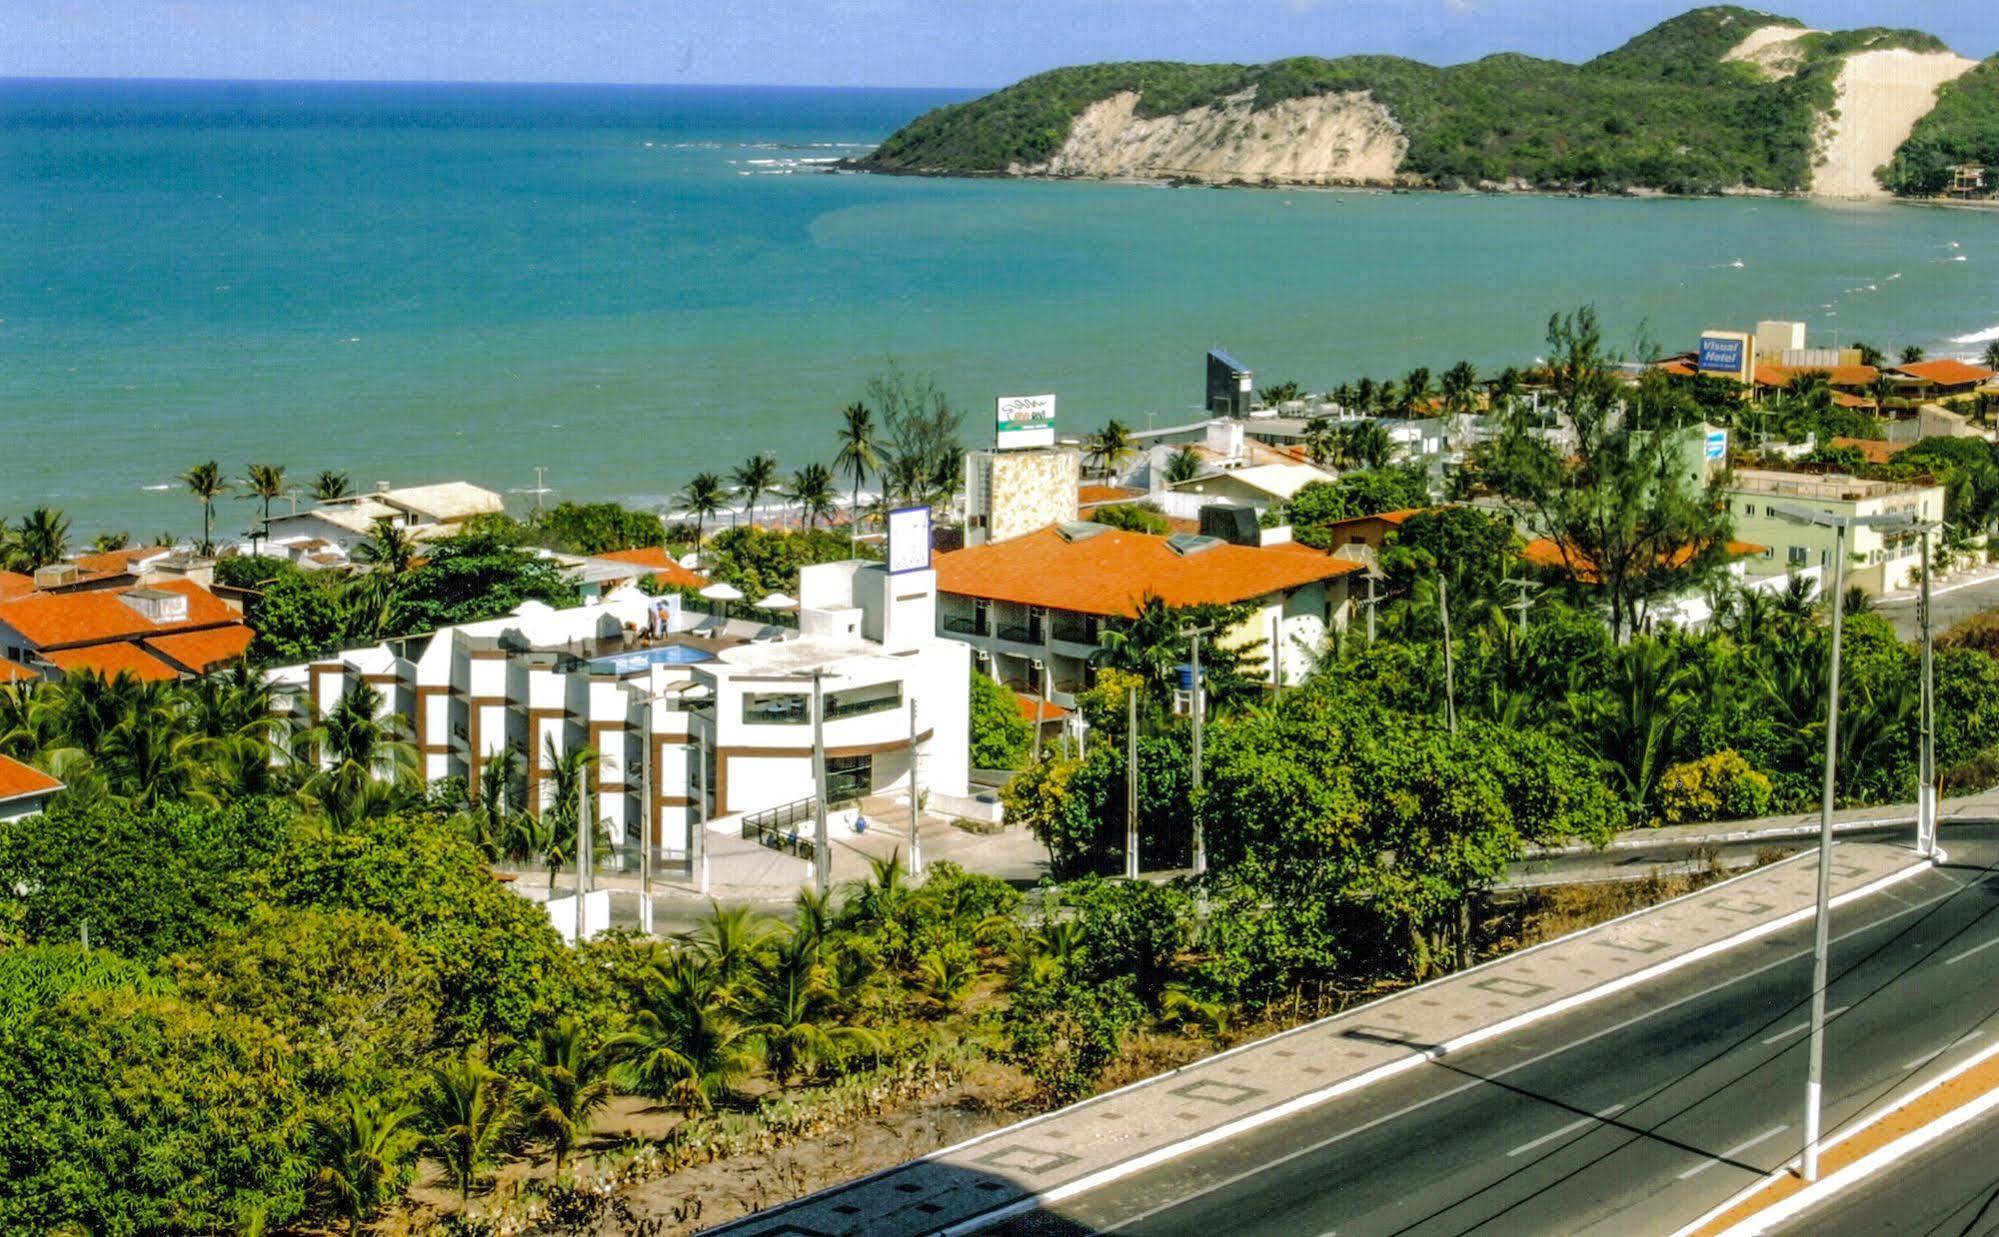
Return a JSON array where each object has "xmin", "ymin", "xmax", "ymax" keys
[
  {"xmin": 755, "ymin": 592, "xmax": 798, "ymax": 611},
  {"xmin": 698, "ymin": 582, "xmax": 745, "ymax": 602}
]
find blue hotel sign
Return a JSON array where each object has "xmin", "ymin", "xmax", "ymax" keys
[{"xmin": 1698, "ymin": 336, "xmax": 1745, "ymax": 375}]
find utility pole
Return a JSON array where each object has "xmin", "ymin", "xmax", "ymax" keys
[
  {"xmin": 807, "ymin": 669, "xmax": 830, "ymax": 896},
  {"xmin": 1270, "ymin": 614, "xmax": 1283, "ymax": 690},
  {"xmin": 1363, "ymin": 570, "xmax": 1382, "ymax": 645},
  {"xmin": 908, "ymin": 698, "xmax": 923, "ymax": 877},
  {"xmin": 1501, "ymin": 577, "xmax": 1539, "ymax": 632},
  {"xmin": 1125, "ymin": 684, "xmax": 1140, "ymax": 881},
  {"xmin": 575, "ymin": 765, "xmax": 590, "ymax": 945},
  {"xmin": 693, "ymin": 728, "xmax": 709, "ymax": 894},
  {"xmin": 1801, "ymin": 519, "xmax": 1848, "ymax": 1183},
  {"xmin": 1182, "ymin": 622, "xmax": 1216, "ymax": 876},
  {"xmin": 1919, "ymin": 524, "xmax": 1938, "ymax": 860},
  {"xmin": 1438, "ymin": 573, "xmax": 1458, "ymax": 735},
  {"xmin": 638, "ymin": 704, "xmax": 653, "ymax": 936}
]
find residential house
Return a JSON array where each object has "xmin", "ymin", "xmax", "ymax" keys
[
  {"xmin": 933, "ymin": 521, "xmax": 1362, "ymax": 711},
  {"xmin": 1725, "ymin": 469, "xmax": 1945, "ymax": 595},
  {"xmin": 0, "ymin": 580, "xmax": 254, "ymax": 683},
  {"xmin": 1891, "ymin": 359, "xmax": 1998, "ymax": 403},
  {"xmin": 0, "ymin": 754, "xmax": 62, "ymax": 823},
  {"xmin": 262, "ymin": 481, "xmax": 506, "ymax": 560}
]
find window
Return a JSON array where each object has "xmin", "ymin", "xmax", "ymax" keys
[
  {"xmin": 826, "ymin": 755, "xmax": 871, "ymax": 804},
  {"xmin": 743, "ymin": 692, "xmax": 808, "ymax": 726},
  {"xmin": 1787, "ymin": 546, "xmax": 1808, "ymax": 567},
  {"xmin": 825, "ymin": 681, "xmax": 903, "ymax": 721}
]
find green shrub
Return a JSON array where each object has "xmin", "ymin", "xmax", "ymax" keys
[{"xmin": 1657, "ymin": 750, "xmax": 1774, "ymax": 824}]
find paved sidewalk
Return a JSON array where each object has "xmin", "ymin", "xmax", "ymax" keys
[{"xmin": 712, "ymin": 841, "xmax": 1929, "ymax": 1236}]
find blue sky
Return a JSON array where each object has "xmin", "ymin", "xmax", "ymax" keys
[{"xmin": 5, "ymin": 1, "xmax": 1995, "ymax": 88}]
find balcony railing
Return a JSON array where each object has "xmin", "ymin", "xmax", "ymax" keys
[
  {"xmin": 997, "ymin": 623, "xmax": 1039, "ymax": 644},
  {"xmin": 1050, "ymin": 617, "xmax": 1096, "ymax": 645},
  {"xmin": 943, "ymin": 615, "xmax": 987, "ymax": 636},
  {"xmin": 742, "ymin": 797, "xmax": 816, "ymax": 861}
]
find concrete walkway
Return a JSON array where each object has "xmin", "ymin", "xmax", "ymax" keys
[{"xmin": 711, "ymin": 840, "xmax": 1930, "ymax": 1236}]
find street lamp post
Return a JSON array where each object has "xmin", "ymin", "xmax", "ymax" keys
[
  {"xmin": 1126, "ymin": 683, "xmax": 1140, "ymax": 881},
  {"xmin": 808, "ymin": 670, "xmax": 830, "ymax": 895},
  {"xmin": 1918, "ymin": 524, "xmax": 1939, "ymax": 860},
  {"xmin": 1773, "ymin": 504, "xmax": 1915, "ymax": 1182},
  {"xmin": 1180, "ymin": 622, "xmax": 1216, "ymax": 876},
  {"xmin": 907, "ymin": 698, "xmax": 922, "ymax": 878}
]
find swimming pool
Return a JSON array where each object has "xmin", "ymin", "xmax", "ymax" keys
[{"xmin": 585, "ymin": 643, "xmax": 713, "ymax": 676}]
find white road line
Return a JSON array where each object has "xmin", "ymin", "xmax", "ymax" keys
[
  {"xmin": 1092, "ymin": 878, "xmax": 1960, "ymax": 1234},
  {"xmin": 1507, "ymin": 1105, "xmax": 1626, "ymax": 1157},
  {"xmin": 1901, "ymin": 1029, "xmax": 1985, "ymax": 1072},
  {"xmin": 1945, "ymin": 936, "xmax": 1999, "ymax": 966},
  {"xmin": 1759, "ymin": 1006, "xmax": 1850, "ymax": 1045},
  {"xmin": 1675, "ymin": 1125, "xmax": 1790, "ymax": 1180}
]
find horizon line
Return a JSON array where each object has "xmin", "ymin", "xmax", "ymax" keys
[{"xmin": 0, "ymin": 72, "xmax": 995, "ymax": 93}]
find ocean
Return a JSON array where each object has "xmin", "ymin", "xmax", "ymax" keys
[{"xmin": 4, "ymin": 78, "xmax": 1997, "ymax": 540}]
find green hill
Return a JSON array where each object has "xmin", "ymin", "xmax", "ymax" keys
[{"xmin": 861, "ymin": 6, "xmax": 1964, "ymax": 196}]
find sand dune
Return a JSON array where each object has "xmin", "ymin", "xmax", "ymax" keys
[
  {"xmin": 1019, "ymin": 89, "xmax": 1407, "ymax": 185},
  {"xmin": 1722, "ymin": 25, "xmax": 1824, "ymax": 80},
  {"xmin": 1813, "ymin": 48, "xmax": 1976, "ymax": 198}
]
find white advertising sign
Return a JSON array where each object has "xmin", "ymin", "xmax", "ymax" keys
[
  {"xmin": 996, "ymin": 394, "xmax": 1056, "ymax": 450},
  {"xmin": 887, "ymin": 506, "xmax": 932, "ymax": 575}
]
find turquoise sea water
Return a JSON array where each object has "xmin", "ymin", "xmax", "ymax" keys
[{"xmin": 4, "ymin": 79, "xmax": 1999, "ymax": 539}]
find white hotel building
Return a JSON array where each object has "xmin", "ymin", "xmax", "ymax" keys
[{"xmin": 271, "ymin": 558, "xmax": 969, "ymax": 861}]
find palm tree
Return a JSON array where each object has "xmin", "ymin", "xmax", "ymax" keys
[
  {"xmin": 239, "ymin": 463, "xmax": 287, "ymax": 548},
  {"xmin": 1402, "ymin": 367, "xmax": 1434, "ymax": 416},
  {"xmin": 541, "ymin": 736, "xmax": 602, "ymax": 853},
  {"xmin": 350, "ymin": 518, "xmax": 419, "ymax": 639},
  {"xmin": 833, "ymin": 401, "xmax": 880, "ymax": 550},
  {"xmin": 748, "ymin": 935, "xmax": 881, "ymax": 1082},
  {"xmin": 1084, "ymin": 419, "xmax": 1136, "ymax": 482},
  {"xmin": 1567, "ymin": 638, "xmax": 1694, "ymax": 817},
  {"xmin": 180, "ymin": 460, "xmax": 229, "ymax": 553},
  {"xmin": 421, "ymin": 1050, "xmax": 512, "ymax": 1206},
  {"xmin": 690, "ymin": 900, "xmax": 781, "ymax": 998},
  {"xmin": 10, "ymin": 507, "xmax": 70, "ymax": 570},
  {"xmin": 790, "ymin": 462, "xmax": 839, "ymax": 529},
  {"xmin": 100, "ymin": 705, "xmax": 218, "ymax": 808},
  {"xmin": 1440, "ymin": 361, "xmax": 1479, "ymax": 417},
  {"xmin": 310, "ymin": 1093, "xmax": 418, "ymax": 1236},
  {"xmin": 608, "ymin": 952, "xmax": 759, "ymax": 1113},
  {"xmin": 1985, "ymin": 341, "xmax": 1999, "ymax": 372},
  {"xmin": 1164, "ymin": 445, "xmax": 1204, "ymax": 486},
  {"xmin": 1901, "ymin": 345, "xmax": 1927, "ymax": 365},
  {"xmin": 89, "ymin": 530, "xmax": 129, "ymax": 554},
  {"xmin": 296, "ymin": 680, "xmax": 418, "ymax": 826},
  {"xmin": 677, "ymin": 471, "xmax": 728, "ymax": 566},
  {"xmin": 517, "ymin": 1016, "xmax": 617, "ymax": 1170},
  {"xmin": 732, "ymin": 454, "xmax": 779, "ymax": 529},
  {"xmin": 313, "ymin": 470, "xmax": 351, "ymax": 502}
]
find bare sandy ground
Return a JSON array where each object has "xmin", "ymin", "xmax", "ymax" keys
[
  {"xmin": 1722, "ymin": 24, "xmax": 1824, "ymax": 80},
  {"xmin": 1019, "ymin": 88, "xmax": 1407, "ymax": 185},
  {"xmin": 1814, "ymin": 48, "xmax": 1976, "ymax": 198}
]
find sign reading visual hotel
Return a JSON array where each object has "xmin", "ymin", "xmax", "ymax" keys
[
  {"xmin": 996, "ymin": 394, "xmax": 1056, "ymax": 449},
  {"xmin": 1697, "ymin": 331, "xmax": 1755, "ymax": 384},
  {"xmin": 886, "ymin": 505, "xmax": 932, "ymax": 575}
]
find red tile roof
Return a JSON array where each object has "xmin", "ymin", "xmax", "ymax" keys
[
  {"xmin": 1830, "ymin": 436, "xmax": 1907, "ymax": 464},
  {"xmin": 0, "ymin": 572, "xmax": 32, "ymax": 603},
  {"xmin": 1756, "ymin": 364, "xmax": 1880, "ymax": 389},
  {"xmin": 1896, "ymin": 359, "xmax": 1996, "ymax": 387},
  {"xmin": 145, "ymin": 625, "xmax": 254, "ymax": 674},
  {"xmin": 72, "ymin": 547, "xmax": 167, "ymax": 576},
  {"xmin": 1522, "ymin": 537, "xmax": 1766, "ymax": 584},
  {"xmin": 1078, "ymin": 485, "xmax": 1143, "ymax": 506},
  {"xmin": 1015, "ymin": 693, "xmax": 1072, "ymax": 724},
  {"xmin": 41, "ymin": 643, "xmax": 181, "ymax": 683},
  {"xmin": 0, "ymin": 754, "xmax": 62, "ymax": 804},
  {"xmin": 936, "ymin": 525, "xmax": 1361, "ymax": 618},
  {"xmin": 0, "ymin": 580, "xmax": 241, "ymax": 650},
  {"xmin": 0, "ymin": 661, "xmax": 38, "ymax": 685},
  {"xmin": 595, "ymin": 547, "xmax": 710, "ymax": 591}
]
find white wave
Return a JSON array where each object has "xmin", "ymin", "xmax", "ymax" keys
[
  {"xmin": 1952, "ymin": 323, "xmax": 1999, "ymax": 345},
  {"xmin": 140, "ymin": 483, "xmax": 171, "ymax": 491}
]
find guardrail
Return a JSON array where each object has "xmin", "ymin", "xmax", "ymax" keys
[{"xmin": 741, "ymin": 796, "xmax": 816, "ymax": 861}]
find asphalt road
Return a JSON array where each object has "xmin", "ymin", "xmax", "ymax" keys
[
  {"xmin": 1878, "ymin": 574, "xmax": 1999, "ymax": 642},
  {"xmin": 1001, "ymin": 829, "xmax": 1999, "ymax": 1237},
  {"xmin": 1773, "ymin": 1106, "xmax": 1999, "ymax": 1237}
]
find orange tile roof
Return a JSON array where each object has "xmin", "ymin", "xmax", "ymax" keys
[
  {"xmin": 71, "ymin": 547, "xmax": 165, "ymax": 576},
  {"xmin": 0, "ymin": 660, "xmax": 38, "ymax": 685},
  {"xmin": 0, "ymin": 580, "xmax": 244, "ymax": 650},
  {"xmin": 1896, "ymin": 359, "xmax": 1996, "ymax": 387},
  {"xmin": 1830, "ymin": 436, "xmax": 1907, "ymax": 464},
  {"xmin": 1656, "ymin": 360, "xmax": 1698, "ymax": 378},
  {"xmin": 0, "ymin": 572, "xmax": 32, "ymax": 603},
  {"xmin": 145, "ymin": 625, "xmax": 254, "ymax": 674},
  {"xmin": 0, "ymin": 753, "xmax": 62, "ymax": 804},
  {"xmin": 1077, "ymin": 485, "xmax": 1143, "ymax": 506},
  {"xmin": 1015, "ymin": 692, "xmax": 1072, "ymax": 723},
  {"xmin": 1829, "ymin": 390, "xmax": 1875, "ymax": 409},
  {"xmin": 935, "ymin": 525, "xmax": 1362, "ymax": 618},
  {"xmin": 1757, "ymin": 364, "xmax": 1880, "ymax": 389},
  {"xmin": 41, "ymin": 643, "xmax": 181, "ymax": 683},
  {"xmin": 595, "ymin": 547, "xmax": 710, "ymax": 591},
  {"xmin": 1522, "ymin": 537, "xmax": 1765, "ymax": 584}
]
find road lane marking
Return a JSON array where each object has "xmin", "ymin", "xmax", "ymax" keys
[
  {"xmin": 1945, "ymin": 936, "xmax": 1999, "ymax": 966},
  {"xmin": 1901, "ymin": 1029, "xmax": 1985, "ymax": 1072},
  {"xmin": 1091, "ymin": 877, "xmax": 1964, "ymax": 1234},
  {"xmin": 1506, "ymin": 1105, "xmax": 1626, "ymax": 1157},
  {"xmin": 1674, "ymin": 1125, "xmax": 1789, "ymax": 1180},
  {"xmin": 1758, "ymin": 1006, "xmax": 1850, "ymax": 1045}
]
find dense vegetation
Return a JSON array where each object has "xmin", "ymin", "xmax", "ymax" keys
[
  {"xmin": 864, "ymin": 7, "xmax": 1957, "ymax": 194},
  {"xmin": 1882, "ymin": 56, "xmax": 1999, "ymax": 196}
]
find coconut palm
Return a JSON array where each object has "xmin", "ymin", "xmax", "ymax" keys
[
  {"xmin": 732, "ymin": 454, "xmax": 779, "ymax": 529},
  {"xmin": 541, "ymin": 736, "xmax": 605, "ymax": 858},
  {"xmin": 420, "ymin": 1050, "xmax": 512, "ymax": 1206},
  {"xmin": 350, "ymin": 517, "xmax": 420, "ymax": 639},
  {"xmin": 833, "ymin": 401, "xmax": 881, "ymax": 550},
  {"xmin": 609, "ymin": 952, "xmax": 759, "ymax": 1113},
  {"xmin": 100, "ymin": 705, "xmax": 219, "ymax": 809},
  {"xmin": 677, "ymin": 471, "xmax": 728, "ymax": 565},
  {"xmin": 689, "ymin": 900, "xmax": 781, "ymax": 998},
  {"xmin": 463, "ymin": 745, "xmax": 524, "ymax": 860},
  {"xmin": 790, "ymin": 462, "xmax": 839, "ymax": 529},
  {"xmin": 1440, "ymin": 360, "xmax": 1479, "ymax": 417},
  {"xmin": 1084, "ymin": 419, "xmax": 1136, "ymax": 482},
  {"xmin": 180, "ymin": 460, "xmax": 229, "ymax": 553},
  {"xmin": 515, "ymin": 1017, "xmax": 616, "ymax": 1172},
  {"xmin": 1164, "ymin": 445, "xmax": 1204, "ymax": 486},
  {"xmin": 1901, "ymin": 345, "xmax": 1927, "ymax": 365},
  {"xmin": 748, "ymin": 935, "xmax": 881, "ymax": 1082},
  {"xmin": 5, "ymin": 507, "xmax": 71, "ymax": 571},
  {"xmin": 1985, "ymin": 341, "xmax": 1999, "ymax": 372},
  {"xmin": 90, "ymin": 530, "xmax": 130, "ymax": 554},
  {"xmin": 1402, "ymin": 367, "xmax": 1434, "ymax": 415},
  {"xmin": 313, "ymin": 470, "xmax": 351, "ymax": 502},
  {"xmin": 239, "ymin": 463, "xmax": 287, "ymax": 548},
  {"xmin": 1566, "ymin": 638, "xmax": 1695, "ymax": 817},
  {"xmin": 310, "ymin": 1093, "xmax": 418, "ymax": 1237}
]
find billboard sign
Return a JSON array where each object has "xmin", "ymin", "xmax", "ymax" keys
[
  {"xmin": 1697, "ymin": 332, "xmax": 1754, "ymax": 383},
  {"xmin": 996, "ymin": 394, "xmax": 1056, "ymax": 450},
  {"xmin": 1704, "ymin": 430, "xmax": 1727, "ymax": 461},
  {"xmin": 886, "ymin": 505, "xmax": 932, "ymax": 575}
]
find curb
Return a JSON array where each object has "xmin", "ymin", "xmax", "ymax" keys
[
  {"xmin": 711, "ymin": 845, "xmax": 1933, "ymax": 1235},
  {"xmin": 1672, "ymin": 1026, "xmax": 1999, "ymax": 1236}
]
